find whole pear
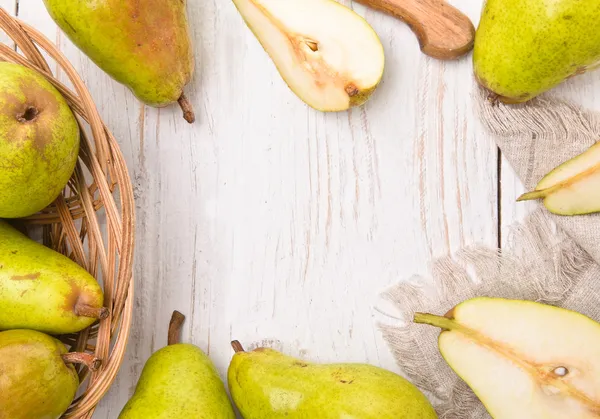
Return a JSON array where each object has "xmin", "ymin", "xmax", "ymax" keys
[
  {"xmin": 228, "ymin": 341, "xmax": 438, "ymax": 418},
  {"xmin": 473, "ymin": 0, "xmax": 600, "ymax": 103},
  {"xmin": 42, "ymin": 0, "xmax": 196, "ymax": 123},
  {"xmin": 0, "ymin": 329, "xmax": 101, "ymax": 419},
  {"xmin": 119, "ymin": 311, "xmax": 236, "ymax": 418},
  {"xmin": 0, "ymin": 62, "xmax": 79, "ymax": 218},
  {"xmin": 0, "ymin": 220, "xmax": 108, "ymax": 334}
]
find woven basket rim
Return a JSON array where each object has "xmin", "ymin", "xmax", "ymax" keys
[{"xmin": 0, "ymin": 8, "xmax": 135, "ymax": 418}]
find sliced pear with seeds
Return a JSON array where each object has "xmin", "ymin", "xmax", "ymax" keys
[
  {"xmin": 518, "ymin": 142, "xmax": 600, "ymax": 215},
  {"xmin": 415, "ymin": 297, "xmax": 600, "ymax": 419},
  {"xmin": 232, "ymin": 0, "xmax": 385, "ymax": 111}
]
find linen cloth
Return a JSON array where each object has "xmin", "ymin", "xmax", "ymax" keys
[{"xmin": 381, "ymin": 89, "xmax": 600, "ymax": 418}]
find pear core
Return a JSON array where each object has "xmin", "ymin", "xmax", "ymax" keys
[
  {"xmin": 415, "ymin": 298, "xmax": 600, "ymax": 418},
  {"xmin": 232, "ymin": 0, "xmax": 385, "ymax": 111}
]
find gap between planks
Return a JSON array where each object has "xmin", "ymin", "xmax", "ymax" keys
[{"xmin": 497, "ymin": 147, "xmax": 502, "ymax": 249}]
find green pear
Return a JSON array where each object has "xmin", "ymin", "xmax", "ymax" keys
[
  {"xmin": 0, "ymin": 62, "xmax": 79, "ymax": 218},
  {"xmin": 414, "ymin": 297, "xmax": 600, "ymax": 418},
  {"xmin": 0, "ymin": 328, "xmax": 101, "ymax": 419},
  {"xmin": 473, "ymin": 0, "xmax": 600, "ymax": 103},
  {"xmin": 119, "ymin": 311, "xmax": 235, "ymax": 418},
  {"xmin": 232, "ymin": 0, "xmax": 385, "ymax": 112},
  {"xmin": 228, "ymin": 341, "xmax": 438, "ymax": 418},
  {"xmin": 42, "ymin": 0, "xmax": 196, "ymax": 123},
  {"xmin": 0, "ymin": 220, "xmax": 108, "ymax": 334}
]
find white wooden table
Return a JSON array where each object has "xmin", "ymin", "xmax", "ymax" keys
[{"xmin": 9, "ymin": 1, "xmax": 600, "ymax": 416}]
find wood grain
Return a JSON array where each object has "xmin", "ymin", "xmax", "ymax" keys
[
  {"xmin": 14, "ymin": 1, "xmax": 501, "ymax": 417},
  {"xmin": 354, "ymin": 0, "xmax": 475, "ymax": 60}
]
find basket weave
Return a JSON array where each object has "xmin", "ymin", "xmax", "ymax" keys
[{"xmin": 0, "ymin": 8, "xmax": 135, "ymax": 418}]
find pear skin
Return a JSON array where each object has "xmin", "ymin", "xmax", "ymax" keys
[
  {"xmin": 119, "ymin": 311, "xmax": 236, "ymax": 418},
  {"xmin": 0, "ymin": 220, "xmax": 107, "ymax": 334},
  {"xmin": 0, "ymin": 62, "xmax": 79, "ymax": 218},
  {"xmin": 0, "ymin": 329, "xmax": 101, "ymax": 419},
  {"xmin": 228, "ymin": 341, "xmax": 438, "ymax": 418},
  {"xmin": 474, "ymin": 0, "xmax": 600, "ymax": 103},
  {"xmin": 42, "ymin": 0, "xmax": 195, "ymax": 122}
]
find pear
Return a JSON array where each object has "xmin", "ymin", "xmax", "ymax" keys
[
  {"xmin": 0, "ymin": 220, "xmax": 108, "ymax": 334},
  {"xmin": 232, "ymin": 0, "xmax": 385, "ymax": 112},
  {"xmin": 414, "ymin": 297, "xmax": 600, "ymax": 418},
  {"xmin": 473, "ymin": 0, "xmax": 600, "ymax": 103},
  {"xmin": 517, "ymin": 142, "xmax": 600, "ymax": 215},
  {"xmin": 228, "ymin": 340, "xmax": 438, "ymax": 418},
  {"xmin": 42, "ymin": 0, "xmax": 196, "ymax": 123},
  {"xmin": 119, "ymin": 311, "xmax": 235, "ymax": 418},
  {"xmin": 0, "ymin": 328, "xmax": 101, "ymax": 419},
  {"xmin": 0, "ymin": 62, "xmax": 79, "ymax": 218}
]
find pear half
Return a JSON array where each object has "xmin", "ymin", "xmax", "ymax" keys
[
  {"xmin": 518, "ymin": 142, "xmax": 600, "ymax": 215},
  {"xmin": 232, "ymin": 0, "xmax": 385, "ymax": 111},
  {"xmin": 415, "ymin": 297, "xmax": 600, "ymax": 419}
]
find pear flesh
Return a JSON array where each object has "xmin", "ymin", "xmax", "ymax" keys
[
  {"xmin": 0, "ymin": 62, "xmax": 79, "ymax": 218},
  {"xmin": 0, "ymin": 220, "xmax": 107, "ymax": 334},
  {"xmin": 518, "ymin": 142, "xmax": 600, "ymax": 215},
  {"xmin": 42, "ymin": 0, "xmax": 195, "ymax": 122},
  {"xmin": 473, "ymin": 0, "xmax": 600, "ymax": 103},
  {"xmin": 227, "ymin": 341, "xmax": 437, "ymax": 418},
  {"xmin": 119, "ymin": 311, "xmax": 236, "ymax": 418},
  {"xmin": 0, "ymin": 329, "xmax": 94, "ymax": 419},
  {"xmin": 232, "ymin": 0, "xmax": 385, "ymax": 111},
  {"xmin": 415, "ymin": 297, "xmax": 600, "ymax": 418}
]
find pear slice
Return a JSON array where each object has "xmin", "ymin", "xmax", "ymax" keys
[
  {"xmin": 517, "ymin": 142, "xmax": 600, "ymax": 215},
  {"xmin": 232, "ymin": 0, "xmax": 385, "ymax": 111},
  {"xmin": 414, "ymin": 297, "xmax": 600, "ymax": 419}
]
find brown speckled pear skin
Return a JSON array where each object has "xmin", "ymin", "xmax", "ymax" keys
[
  {"xmin": 119, "ymin": 344, "xmax": 236, "ymax": 419},
  {"xmin": 119, "ymin": 312, "xmax": 236, "ymax": 419},
  {"xmin": 0, "ymin": 329, "xmax": 79, "ymax": 419},
  {"xmin": 228, "ymin": 344, "xmax": 438, "ymax": 418},
  {"xmin": 0, "ymin": 62, "xmax": 79, "ymax": 218},
  {"xmin": 42, "ymin": 0, "xmax": 195, "ymax": 119},
  {"xmin": 474, "ymin": 0, "xmax": 600, "ymax": 103},
  {"xmin": 0, "ymin": 220, "xmax": 107, "ymax": 335}
]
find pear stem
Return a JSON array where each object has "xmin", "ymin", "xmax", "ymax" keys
[
  {"xmin": 517, "ymin": 190, "xmax": 548, "ymax": 202},
  {"xmin": 231, "ymin": 340, "xmax": 245, "ymax": 353},
  {"xmin": 62, "ymin": 352, "xmax": 102, "ymax": 372},
  {"xmin": 178, "ymin": 93, "xmax": 195, "ymax": 124},
  {"xmin": 168, "ymin": 310, "xmax": 186, "ymax": 346},
  {"xmin": 74, "ymin": 303, "xmax": 110, "ymax": 320},
  {"xmin": 413, "ymin": 312, "xmax": 458, "ymax": 331}
]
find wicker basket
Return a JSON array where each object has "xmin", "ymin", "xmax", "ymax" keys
[{"xmin": 0, "ymin": 8, "xmax": 135, "ymax": 418}]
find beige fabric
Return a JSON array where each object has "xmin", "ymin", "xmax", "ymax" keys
[{"xmin": 381, "ymin": 88, "xmax": 600, "ymax": 418}]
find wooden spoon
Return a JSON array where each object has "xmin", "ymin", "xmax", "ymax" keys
[{"xmin": 354, "ymin": 0, "xmax": 476, "ymax": 60}]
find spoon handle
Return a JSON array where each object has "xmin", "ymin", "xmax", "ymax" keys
[{"xmin": 355, "ymin": 0, "xmax": 475, "ymax": 60}]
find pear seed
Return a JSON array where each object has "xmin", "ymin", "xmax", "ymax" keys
[
  {"xmin": 553, "ymin": 366, "xmax": 568, "ymax": 377},
  {"xmin": 305, "ymin": 40, "xmax": 318, "ymax": 52}
]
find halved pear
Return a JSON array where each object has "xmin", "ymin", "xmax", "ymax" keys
[
  {"xmin": 232, "ymin": 0, "xmax": 385, "ymax": 111},
  {"xmin": 518, "ymin": 142, "xmax": 600, "ymax": 215},
  {"xmin": 415, "ymin": 297, "xmax": 600, "ymax": 419}
]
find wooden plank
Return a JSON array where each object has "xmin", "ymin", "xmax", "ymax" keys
[
  {"xmin": 16, "ymin": 1, "xmax": 498, "ymax": 417},
  {"xmin": 0, "ymin": 0, "xmax": 15, "ymax": 46}
]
